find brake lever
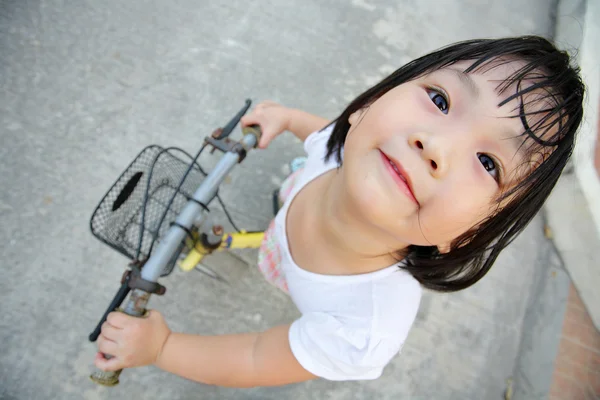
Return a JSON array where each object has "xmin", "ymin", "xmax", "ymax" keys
[
  {"xmin": 212, "ymin": 99, "xmax": 252, "ymax": 140},
  {"xmin": 89, "ymin": 261, "xmax": 167, "ymax": 342},
  {"xmin": 88, "ymin": 274, "xmax": 131, "ymax": 342}
]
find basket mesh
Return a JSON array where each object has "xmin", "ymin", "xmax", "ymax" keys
[{"xmin": 90, "ymin": 145, "xmax": 206, "ymax": 274}]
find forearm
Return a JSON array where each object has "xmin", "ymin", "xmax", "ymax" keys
[
  {"xmin": 154, "ymin": 325, "xmax": 315, "ymax": 388},
  {"xmin": 286, "ymin": 108, "xmax": 330, "ymax": 142},
  {"xmin": 155, "ymin": 331, "xmax": 260, "ymax": 387}
]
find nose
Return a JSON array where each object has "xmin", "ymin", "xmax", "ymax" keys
[{"xmin": 408, "ymin": 132, "xmax": 447, "ymax": 178}]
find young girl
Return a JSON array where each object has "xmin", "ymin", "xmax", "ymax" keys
[{"xmin": 94, "ymin": 36, "xmax": 584, "ymax": 387}]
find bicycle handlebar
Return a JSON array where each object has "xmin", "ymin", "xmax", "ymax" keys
[{"xmin": 89, "ymin": 107, "xmax": 262, "ymax": 386}]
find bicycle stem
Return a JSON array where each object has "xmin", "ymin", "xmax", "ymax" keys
[
  {"xmin": 141, "ymin": 133, "xmax": 258, "ymax": 283},
  {"xmin": 90, "ymin": 128, "xmax": 260, "ymax": 386}
]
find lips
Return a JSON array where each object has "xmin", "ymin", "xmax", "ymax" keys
[{"xmin": 379, "ymin": 150, "xmax": 419, "ymax": 204}]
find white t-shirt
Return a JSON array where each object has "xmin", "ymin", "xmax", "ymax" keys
[{"xmin": 274, "ymin": 124, "xmax": 423, "ymax": 381}]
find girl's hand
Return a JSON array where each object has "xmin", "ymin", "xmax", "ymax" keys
[
  {"xmin": 240, "ymin": 101, "xmax": 293, "ymax": 149},
  {"xmin": 94, "ymin": 310, "xmax": 171, "ymax": 372}
]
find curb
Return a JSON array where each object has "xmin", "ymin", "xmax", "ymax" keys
[
  {"xmin": 512, "ymin": 1, "xmax": 599, "ymax": 398},
  {"xmin": 549, "ymin": 0, "xmax": 600, "ymax": 332}
]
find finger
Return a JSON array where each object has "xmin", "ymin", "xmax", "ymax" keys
[
  {"xmin": 257, "ymin": 100, "xmax": 278, "ymax": 108},
  {"xmin": 240, "ymin": 115, "xmax": 260, "ymax": 128},
  {"xmin": 97, "ymin": 335, "xmax": 119, "ymax": 356},
  {"xmin": 106, "ymin": 311, "xmax": 134, "ymax": 328},
  {"xmin": 258, "ymin": 129, "xmax": 277, "ymax": 148},
  {"xmin": 100, "ymin": 321, "xmax": 122, "ymax": 341},
  {"xmin": 258, "ymin": 135, "xmax": 271, "ymax": 149},
  {"xmin": 106, "ymin": 311, "xmax": 138, "ymax": 329},
  {"xmin": 94, "ymin": 352, "xmax": 123, "ymax": 372}
]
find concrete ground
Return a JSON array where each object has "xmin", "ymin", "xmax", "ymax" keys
[{"xmin": 0, "ymin": 0, "xmax": 573, "ymax": 399}]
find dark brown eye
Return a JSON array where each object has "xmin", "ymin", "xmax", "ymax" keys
[
  {"xmin": 478, "ymin": 153, "xmax": 499, "ymax": 182},
  {"xmin": 427, "ymin": 89, "xmax": 449, "ymax": 114}
]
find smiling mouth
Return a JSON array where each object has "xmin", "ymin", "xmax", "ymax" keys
[{"xmin": 379, "ymin": 150, "xmax": 419, "ymax": 205}]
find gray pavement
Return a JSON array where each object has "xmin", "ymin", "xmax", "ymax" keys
[
  {"xmin": 0, "ymin": 1, "xmax": 569, "ymax": 399},
  {"xmin": 550, "ymin": 0, "xmax": 600, "ymax": 332}
]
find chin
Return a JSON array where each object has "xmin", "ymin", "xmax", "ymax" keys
[{"xmin": 346, "ymin": 175, "xmax": 397, "ymax": 224}]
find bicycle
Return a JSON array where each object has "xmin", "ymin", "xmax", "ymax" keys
[{"xmin": 87, "ymin": 100, "xmax": 268, "ymax": 386}]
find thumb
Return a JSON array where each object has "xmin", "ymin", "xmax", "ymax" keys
[
  {"xmin": 145, "ymin": 309, "xmax": 161, "ymax": 321},
  {"xmin": 258, "ymin": 134, "xmax": 272, "ymax": 149}
]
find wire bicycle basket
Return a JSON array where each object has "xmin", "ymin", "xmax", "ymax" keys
[{"xmin": 90, "ymin": 145, "xmax": 206, "ymax": 276}]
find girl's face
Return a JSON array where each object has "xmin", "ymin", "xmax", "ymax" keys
[{"xmin": 342, "ymin": 60, "xmax": 536, "ymax": 250}]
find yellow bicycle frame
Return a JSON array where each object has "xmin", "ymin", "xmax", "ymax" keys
[{"xmin": 178, "ymin": 230, "xmax": 264, "ymax": 271}]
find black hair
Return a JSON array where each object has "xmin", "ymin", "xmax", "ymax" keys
[{"xmin": 325, "ymin": 36, "xmax": 585, "ymax": 292}]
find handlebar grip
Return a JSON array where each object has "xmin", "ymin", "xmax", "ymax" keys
[
  {"xmin": 241, "ymin": 125, "xmax": 262, "ymax": 147},
  {"xmin": 90, "ymin": 365, "xmax": 122, "ymax": 386},
  {"xmin": 90, "ymin": 290, "xmax": 149, "ymax": 386}
]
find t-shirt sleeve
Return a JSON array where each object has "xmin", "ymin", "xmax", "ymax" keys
[
  {"xmin": 288, "ymin": 312, "xmax": 406, "ymax": 381},
  {"xmin": 303, "ymin": 124, "xmax": 334, "ymax": 156}
]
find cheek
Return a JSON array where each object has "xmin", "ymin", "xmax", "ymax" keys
[
  {"xmin": 418, "ymin": 186, "xmax": 494, "ymax": 242},
  {"xmin": 348, "ymin": 103, "xmax": 411, "ymax": 145},
  {"xmin": 343, "ymin": 155, "xmax": 410, "ymax": 224},
  {"xmin": 345, "ymin": 160, "xmax": 385, "ymax": 209}
]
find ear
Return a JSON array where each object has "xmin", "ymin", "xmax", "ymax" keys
[
  {"xmin": 348, "ymin": 108, "xmax": 366, "ymax": 126},
  {"xmin": 437, "ymin": 242, "xmax": 452, "ymax": 254}
]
